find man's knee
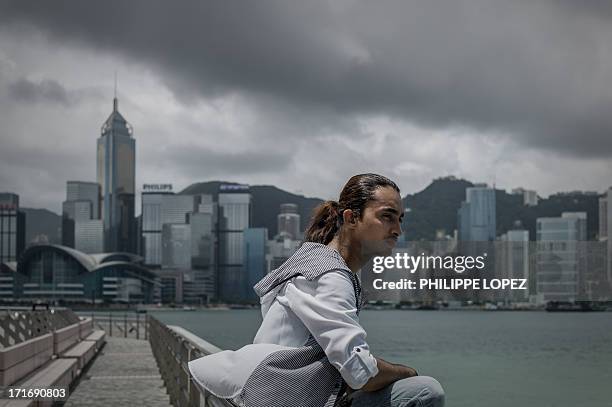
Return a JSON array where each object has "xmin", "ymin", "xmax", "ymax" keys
[
  {"xmin": 419, "ymin": 376, "xmax": 445, "ymax": 406},
  {"xmin": 394, "ymin": 376, "xmax": 445, "ymax": 406}
]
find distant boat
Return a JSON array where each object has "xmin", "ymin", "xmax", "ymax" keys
[
  {"xmin": 416, "ymin": 304, "xmax": 439, "ymax": 311},
  {"xmin": 365, "ymin": 300, "xmax": 395, "ymax": 310},
  {"xmin": 545, "ymin": 301, "xmax": 605, "ymax": 312},
  {"xmin": 229, "ymin": 304, "xmax": 252, "ymax": 310}
]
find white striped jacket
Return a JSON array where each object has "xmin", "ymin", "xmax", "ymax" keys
[{"xmin": 189, "ymin": 242, "xmax": 378, "ymax": 407}]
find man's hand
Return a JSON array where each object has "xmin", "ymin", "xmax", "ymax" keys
[
  {"xmin": 393, "ymin": 363, "xmax": 418, "ymax": 379},
  {"xmin": 358, "ymin": 358, "xmax": 418, "ymax": 392}
]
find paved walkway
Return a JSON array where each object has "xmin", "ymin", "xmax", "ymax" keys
[{"xmin": 65, "ymin": 336, "xmax": 171, "ymax": 406}]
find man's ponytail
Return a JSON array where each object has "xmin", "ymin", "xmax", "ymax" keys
[{"xmin": 303, "ymin": 201, "xmax": 340, "ymax": 245}]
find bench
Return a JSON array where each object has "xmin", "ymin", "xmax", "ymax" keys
[
  {"xmin": 78, "ymin": 318, "xmax": 93, "ymax": 340},
  {"xmin": 60, "ymin": 341, "xmax": 96, "ymax": 371},
  {"xmin": 0, "ymin": 334, "xmax": 53, "ymax": 387},
  {"xmin": 52, "ymin": 324, "xmax": 80, "ymax": 356},
  {"xmin": 83, "ymin": 330, "xmax": 106, "ymax": 351},
  {"xmin": 16, "ymin": 359, "xmax": 77, "ymax": 407}
]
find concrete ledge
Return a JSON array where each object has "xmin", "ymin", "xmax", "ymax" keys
[
  {"xmin": 78, "ymin": 318, "xmax": 93, "ymax": 340},
  {"xmin": 61, "ymin": 341, "xmax": 96, "ymax": 371},
  {"xmin": 83, "ymin": 330, "xmax": 105, "ymax": 351},
  {"xmin": 18, "ymin": 359, "xmax": 78, "ymax": 407},
  {"xmin": 0, "ymin": 334, "xmax": 53, "ymax": 386},
  {"xmin": 53, "ymin": 324, "xmax": 80, "ymax": 356},
  {"xmin": 0, "ymin": 399, "xmax": 33, "ymax": 407}
]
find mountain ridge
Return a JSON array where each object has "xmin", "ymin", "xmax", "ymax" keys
[
  {"xmin": 20, "ymin": 177, "xmax": 602, "ymax": 245},
  {"xmin": 180, "ymin": 178, "xmax": 601, "ymax": 240}
]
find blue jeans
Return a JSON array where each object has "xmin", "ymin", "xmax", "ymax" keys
[{"xmin": 348, "ymin": 376, "xmax": 445, "ymax": 407}]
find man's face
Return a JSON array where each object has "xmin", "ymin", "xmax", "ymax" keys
[{"xmin": 352, "ymin": 186, "xmax": 403, "ymax": 257}]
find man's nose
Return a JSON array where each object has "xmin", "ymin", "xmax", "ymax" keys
[{"xmin": 392, "ymin": 220, "xmax": 402, "ymax": 237}]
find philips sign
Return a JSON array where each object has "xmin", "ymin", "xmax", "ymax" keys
[
  {"xmin": 219, "ymin": 184, "xmax": 249, "ymax": 192},
  {"xmin": 143, "ymin": 184, "xmax": 173, "ymax": 192}
]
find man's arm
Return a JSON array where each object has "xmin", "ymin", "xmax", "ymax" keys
[{"xmin": 358, "ymin": 357, "xmax": 418, "ymax": 392}]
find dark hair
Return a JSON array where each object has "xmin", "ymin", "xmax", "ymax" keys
[{"xmin": 304, "ymin": 173, "xmax": 400, "ymax": 245}]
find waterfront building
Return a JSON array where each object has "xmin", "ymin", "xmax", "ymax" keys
[
  {"xmin": 512, "ymin": 187, "xmax": 538, "ymax": 206},
  {"xmin": 598, "ymin": 194, "xmax": 607, "ymax": 242},
  {"xmin": 97, "ymin": 96, "xmax": 136, "ymax": 253},
  {"xmin": 217, "ymin": 184, "xmax": 251, "ymax": 303},
  {"xmin": 162, "ymin": 224, "xmax": 192, "ymax": 270},
  {"xmin": 244, "ymin": 228, "xmax": 267, "ymax": 302},
  {"xmin": 605, "ymin": 188, "xmax": 612, "ymax": 283},
  {"xmin": 189, "ymin": 194, "xmax": 217, "ymax": 303},
  {"xmin": 266, "ymin": 232, "xmax": 301, "ymax": 272},
  {"xmin": 141, "ymin": 187, "xmax": 217, "ymax": 303},
  {"xmin": 536, "ymin": 212, "xmax": 587, "ymax": 303},
  {"xmin": 0, "ymin": 244, "xmax": 157, "ymax": 303},
  {"xmin": 62, "ymin": 181, "xmax": 102, "ymax": 251},
  {"xmin": 66, "ymin": 181, "xmax": 100, "ymax": 218},
  {"xmin": 0, "ymin": 193, "xmax": 26, "ymax": 264},
  {"xmin": 75, "ymin": 220, "xmax": 104, "ymax": 254},
  {"xmin": 141, "ymin": 185, "xmax": 194, "ymax": 267},
  {"xmin": 497, "ymin": 227, "xmax": 530, "ymax": 303},
  {"xmin": 155, "ymin": 268, "xmax": 191, "ymax": 304},
  {"xmin": 457, "ymin": 185, "xmax": 496, "ymax": 302},
  {"xmin": 277, "ymin": 203, "xmax": 301, "ymax": 240},
  {"xmin": 458, "ymin": 185, "xmax": 496, "ymax": 242}
]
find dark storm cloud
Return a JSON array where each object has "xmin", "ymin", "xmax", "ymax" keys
[
  {"xmin": 7, "ymin": 77, "xmax": 105, "ymax": 106},
  {"xmin": 2, "ymin": 0, "xmax": 612, "ymax": 158},
  {"xmin": 9, "ymin": 78, "xmax": 70, "ymax": 105},
  {"xmin": 161, "ymin": 145, "xmax": 293, "ymax": 177}
]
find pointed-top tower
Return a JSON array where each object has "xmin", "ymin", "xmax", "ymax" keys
[
  {"xmin": 101, "ymin": 95, "xmax": 133, "ymax": 138},
  {"xmin": 96, "ymin": 91, "xmax": 136, "ymax": 253}
]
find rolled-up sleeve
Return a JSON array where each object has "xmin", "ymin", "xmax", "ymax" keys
[{"xmin": 285, "ymin": 271, "xmax": 378, "ymax": 389}]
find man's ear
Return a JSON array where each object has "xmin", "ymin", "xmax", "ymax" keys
[{"xmin": 343, "ymin": 209, "xmax": 358, "ymax": 227}]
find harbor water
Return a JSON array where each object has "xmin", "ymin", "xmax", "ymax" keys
[{"xmin": 152, "ymin": 309, "xmax": 612, "ymax": 407}]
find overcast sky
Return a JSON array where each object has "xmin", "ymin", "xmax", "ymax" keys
[{"xmin": 1, "ymin": 0, "xmax": 611, "ymax": 214}]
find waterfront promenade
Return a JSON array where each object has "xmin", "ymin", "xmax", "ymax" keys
[
  {"xmin": 0, "ymin": 309, "xmax": 234, "ymax": 407},
  {"xmin": 65, "ymin": 336, "xmax": 170, "ymax": 406}
]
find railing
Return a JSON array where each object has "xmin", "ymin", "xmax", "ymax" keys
[
  {"xmin": 85, "ymin": 313, "xmax": 149, "ymax": 340},
  {"xmin": 0, "ymin": 308, "xmax": 80, "ymax": 348},
  {"xmin": 148, "ymin": 316, "xmax": 236, "ymax": 407}
]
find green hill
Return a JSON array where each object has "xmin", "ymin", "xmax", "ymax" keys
[
  {"xmin": 21, "ymin": 207, "xmax": 61, "ymax": 245},
  {"xmin": 180, "ymin": 178, "xmax": 601, "ymax": 241}
]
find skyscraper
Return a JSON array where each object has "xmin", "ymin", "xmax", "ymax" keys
[
  {"xmin": 190, "ymin": 194, "xmax": 218, "ymax": 302},
  {"xmin": 0, "ymin": 193, "xmax": 25, "ymax": 263},
  {"xmin": 244, "ymin": 228, "xmax": 267, "ymax": 303},
  {"xmin": 457, "ymin": 185, "xmax": 496, "ymax": 302},
  {"xmin": 75, "ymin": 221, "xmax": 104, "ymax": 254},
  {"xmin": 605, "ymin": 188, "xmax": 612, "ymax": 283},
  {"xmin": 598, "ymin": 194, "xmax": 607, "ymax": 241},
  {"xmin": 66, "ymin": 181, "xmax": 100, "ymax": 218},
  {"xmin": 162, "ymin": 224, "xmax": 192, "ymax": 269},
  {"xmin": 266, "ymin": 231, "xmax": 301, "ymax": 272},
  {"xmin": 536, "ymin": 212, "xmax": 587, "ymax": 303},
  {"xmin": 512, "ymin": 187, "xmax": 538, "ymax": 206},
  {"xmin": 62, "ymin": 181, "xmax": 101, "ymax": 251},
  {"xmin": 277, "ymin": 203, "xmax": 301, "ymax": 240},
  {"xmin": 97, "ymin": 97, "xmax": 136, "ymax": 253},
  {"xmin": 141, "ymin": 184, "xmax": 195, "ymax": 267},
  {"xmin": 498, "ymin": 228, "xmax": 530, "ymax": 303},
  {"xmin": 458, "ymin": 185, "xmax": 496, "ymax": 242},
  {"xmin": 217, "ymin": 184, "xmax": 251, "ymax": 302}
]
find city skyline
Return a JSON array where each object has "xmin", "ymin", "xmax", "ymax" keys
[{"xmin": 1, "ymin": 1, "xmax": 612, "ymax": 213}]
